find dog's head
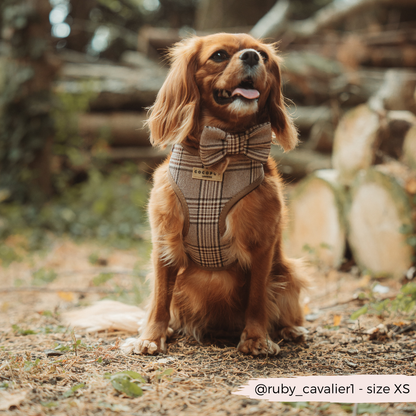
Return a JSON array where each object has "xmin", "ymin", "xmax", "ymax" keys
[{"xmin": 148, "ymin": 33, "xmax": 297, "ymax": 151}]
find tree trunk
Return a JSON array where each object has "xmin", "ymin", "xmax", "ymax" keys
[
  {"xmin": 347, "ymin": 163, "xmax": 416, "ymax": 278},
  {"xmin": 285, "ymin": 169, "xmax": 347, "ymax": 268},
  {"xmin": 65, "ymin": 0, "xmax": 97, "ymax": 52},
  {"xmin": 0, "ymin": 0, "xmax": 59, "ymax": 202}
]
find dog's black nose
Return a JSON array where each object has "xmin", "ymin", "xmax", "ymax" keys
[{"xmin": 240, "ymin": 50, "xmax": 259, "ymax": 67}]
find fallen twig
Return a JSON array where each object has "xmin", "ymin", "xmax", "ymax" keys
[{"xmin": 394, "ymin": 322, "xmax": 416, "ymax": 335}]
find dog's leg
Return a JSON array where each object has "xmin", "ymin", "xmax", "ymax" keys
[
  {"xmin": 237, "ymin": 246, "xmax": 280, "ymax": 356},
  {"xmin": 133, "ymin": 250, "xmax": 178, "ymax": 355},
  {"xmin": 270, "ymin": 256, "xmax": 308, "ymax": 342}
]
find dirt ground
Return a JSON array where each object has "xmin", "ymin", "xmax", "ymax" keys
[{"xmin": 0, "ymin": 239, "xmax": 415, "ymax": 416}]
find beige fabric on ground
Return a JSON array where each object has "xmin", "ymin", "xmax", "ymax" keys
[{"xmin": 62, "ymin": 300, "xmax": 145, "ymax": 333}]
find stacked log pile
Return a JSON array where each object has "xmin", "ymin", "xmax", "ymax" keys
[
  {"xmin": 55, "ymin": 0, "xmax": 416, "ymax": 179},
  {"xmin": 285, "ymin": 70, "xmax": 416, "ymax": 278},
  {"xmin": 54, "ymin": 45, "xmax": 381, "ymax": 177},
  {"xmin": 53, "ymin": 49, "xmax": 170, "ymax": 171}
]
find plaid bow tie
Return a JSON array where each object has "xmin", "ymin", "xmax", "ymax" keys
[{"xmin": 199, "ymin": 122, "xmax": 272, "ymax": 168}]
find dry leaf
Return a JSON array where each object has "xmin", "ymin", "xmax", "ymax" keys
[
  {"xmin": 58, "ymin": 292, "xmax": 74, "ymax": 302},
  {"xmin": 303, "ymin": 304, "xmax": 311, "ymax": 315},
  {"xmin": 333, "ymin": 315, "xmax": 342, "ymax": 327}
]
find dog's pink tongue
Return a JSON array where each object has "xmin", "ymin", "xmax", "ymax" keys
[{"xmin": 232, "ymin": 88, "xmax": 260, "ymax": 99}]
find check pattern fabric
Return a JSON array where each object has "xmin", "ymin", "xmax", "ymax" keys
[
  {"xmin": 199, "ymin": 122, "xmax": 272, "ymax": 168},
  {"xmin": 168, "ymin": 137, "xmax": 268, "ymax": 270}
]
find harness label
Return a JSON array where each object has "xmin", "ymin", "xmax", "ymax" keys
[{"xmin": 192, "ymin": 167, "xmax": 223, "ymax": 182}]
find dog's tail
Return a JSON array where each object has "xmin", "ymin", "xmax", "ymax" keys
[{"xmin": 62, "ymin": 300, "xmax": 145, "ymax": 333}]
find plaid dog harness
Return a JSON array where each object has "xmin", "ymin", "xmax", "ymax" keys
[{"xmin": 168, "ymin": 123, "xmax": 272, "ymax": 270}]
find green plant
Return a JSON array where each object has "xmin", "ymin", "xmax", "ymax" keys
[
  {"xmin": 351, "ymin": 282, "xmax": 416, "ymax": 320},
  {"xmin": 155, "ymin": 368, "xmax": 174, "ymax": 382},
  {"xmin": 32, "ymin": 268, "xmax": 57, "ymax": 286},
  {"xmin": 40, "ymin": 401, "xmax": 59, "ymax": 408},
  {"xmin": 12, "ymin": 324, "xmax": 36, "ymax": 335},
  {"xmin": 105, "ymin": 370, "xmax": 146, "ymax": 397},
  {"xmin": 340, "ymin": 403, "xmax": 386, "ymax": 414},
  {"xmin": 24, "ymin": 358, "xmax": 40, "ymax": 372},
  {"xmin": 282, "ymin": 402, "xmax": 309, "ymax": 409},
  {"xmin": 92, "ymin": 272, "xmax": 113, "ymax": 286},
  {"xmin": 63, "ymin": 383, "xmax": 86, "ymax": 398},
  {"xmin": 302, "ymin": 242, "xmax": 333, "ymax": 269},
  {"xmin": 53, "ymin": 330, "xmax": 88, "ymax": 355},
  {"xmin": 0, "ymin": 245, "xmax": 22, "ymax": 266},
  {"xmin": 38, "ymin": 325, "xmax": 66, "ymax": 334},
  {"xmin": 0, "ymin": 382, "xmax": 10, "ymax": 389},
  {"xmin": 88, "ymin": 252, "xmax": 100, "ymax": 265}
]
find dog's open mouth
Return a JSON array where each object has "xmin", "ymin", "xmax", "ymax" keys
[{"xmin": 214, "ymin": 78, "xmax": 260, "ymax": 105}]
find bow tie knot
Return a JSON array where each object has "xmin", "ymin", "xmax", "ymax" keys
[
  {"xmin": 226, "ymin": 134, "xmax": 247, "ymax": 155},
  {"xmin": 199, "ymin": 123, "xmax": 272, "ymax": 168}
]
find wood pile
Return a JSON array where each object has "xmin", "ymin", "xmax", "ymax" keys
[
  {"xmin": 285, "ymin": 69, "xmax": 416, "ymax": 278},
  {"xmin": 53, "ymin": 49, "xmax": 168, "ymax": 170},
  {"xmin": 54, "ymin": 0, "xmax": 416, "ymax": 178},
  {"xmin": 53, "ymin": 45, "xmax": 383, "ymax": 176}
]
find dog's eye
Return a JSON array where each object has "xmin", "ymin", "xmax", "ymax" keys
[
  {"xmin": 210, "ymin": 50, "xmax": 229, "ymax": 63},
  {"xmin": 258, "ymin": 51, "xmax": 269, "ymax": 63}
]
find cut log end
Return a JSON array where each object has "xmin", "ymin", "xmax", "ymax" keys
[
  {"xmin": 348, "ymin": 167, "xmax": 415, "ymax": 278},
  {"xmin": 333, "ymin": 104, "xmax": 415, "ymax": 185},
  {"xmin": 332, "ymin": 104, "xmax": 380, "ymax": 185},
  {"xmin": 286, "ymin": 170, "xmax": 346, "ymax": 268}
]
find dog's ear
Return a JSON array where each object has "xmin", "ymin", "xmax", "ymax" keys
[
  {"xmin": 266, "ymin": 46, "xmax": 298, "ymax": 152},
  {"xmin": 147, "ymin": 37, "xmax": 201, "ymax": 148}
]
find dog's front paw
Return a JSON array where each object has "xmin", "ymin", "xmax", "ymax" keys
[
  {"xmin": 120, "ymin": 327, "xmax": 174, "ymax": 355},
  {"xmin": 237, "ymin": 331, "xmax": 280, "ymax": 356},
  {"xmin": 120, "ymin": 337, "xmax": 165, "ymax": 355},
  {"xmin": 280, "ymin": 326, "xmax": 308, "ymax": 341}
]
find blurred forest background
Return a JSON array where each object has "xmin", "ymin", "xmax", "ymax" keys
[{"xmin": 0, "ymin": 0, "xmax": 416, "ymax": 280}]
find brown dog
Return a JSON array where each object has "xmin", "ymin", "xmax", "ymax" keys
[{"xmin": 127, "ymin": 33, "xmax": 307, "ymax": 356}]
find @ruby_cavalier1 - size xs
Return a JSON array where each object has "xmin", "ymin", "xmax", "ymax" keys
[{"xmin": 121, "ymin": 33, "xmax": 308, "ymax": 356}]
